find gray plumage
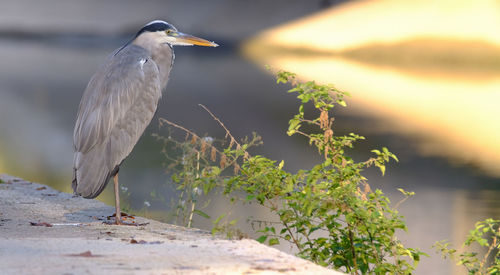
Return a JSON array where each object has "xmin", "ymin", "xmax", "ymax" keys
[
  {"xmin": 73, "ymin": 44, "xmax": 171, "ymax": 198},
  {"xmin": 72, "ymin": 20, "xmax": 217, "ymax": 200}
]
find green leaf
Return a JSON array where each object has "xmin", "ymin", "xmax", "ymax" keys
[
  {"xmin": 278, "ymin": 160, "xmax": 284, "ymax": 170},
  {"xmin": 269, "ymin": 238, "xmax": 280, "ymax": 246},
  {"xmin": 288, "ymin": 119, "xmax": 301, "ymax": 136},
  {"xmin": 194, "ymin": 209, "xmax": 210, "ymax": 219},
  {"xmin": 397, "ymin": 188, "xmax": 415, "ymax": 196},
  {"xmin": 213, "ymin": 214, "xmax": 226, "ymax": 225},
  {"xmin": 256, "ymin": 235, "xmax": 267, "ymax": 243},
  {"xmin": 379, "ymin": 164, "xmax": 386, "ymax": 176},
  {"xmin": 391, "ymin": 154, "xmax": 399, "ymax": 162}
]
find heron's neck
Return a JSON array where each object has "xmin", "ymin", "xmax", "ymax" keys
[
  {"xmin": 132, "ymin": 33, "xmax": 174, "ymax": 88},
  {"xmin": 152, "ymin": 44, "xmax": 175, "ymax": 88}
]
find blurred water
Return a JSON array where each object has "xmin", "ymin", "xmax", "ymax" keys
[{"xmin": 0, "ymin": 3, "xmax": 499, "ymax": 275}]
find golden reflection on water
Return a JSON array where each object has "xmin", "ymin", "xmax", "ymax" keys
[
  {"xmin": 247, "ymin": 54, "xmax": 500, "ymax": 177},
  {"xmin": 242, "ymin": 0, "xmax": 500, "ymax": 178}
]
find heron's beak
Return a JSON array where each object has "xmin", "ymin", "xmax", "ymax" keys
[{"xmin": 174, "ymin": 32, "xmax": 218, "ymax": 47}]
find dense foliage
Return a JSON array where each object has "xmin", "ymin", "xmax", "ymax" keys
[{"xmin": 154, "ymin": 70, "xmax": 427, "ymax": 274}]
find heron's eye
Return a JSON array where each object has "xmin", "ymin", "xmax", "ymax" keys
[{"xmin": 166, "ymin": 29, "xmax": 172, "ymax": 35}]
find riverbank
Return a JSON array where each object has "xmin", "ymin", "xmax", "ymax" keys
[{"xmin": 0, "ymin": 174, "xmax": 341, "ymax": 274}]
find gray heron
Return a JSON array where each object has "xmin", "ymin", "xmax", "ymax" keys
[{"xmin": 72, "ymin": 20, "xmax": 218, "ymax": 225}]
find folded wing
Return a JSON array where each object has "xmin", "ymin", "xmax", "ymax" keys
[{"xmin": 72, "ymin": 45, "xmax": 162, "ymax": 198}]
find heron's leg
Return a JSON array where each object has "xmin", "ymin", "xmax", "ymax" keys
[{"xmin": 113, "ymin": 174, "xmax": 122, "ymax": 225}]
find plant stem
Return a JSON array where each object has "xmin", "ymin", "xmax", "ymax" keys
[
  {"xmin": 348, "ymin": 227, "xmax": 359, "ymax": 274},
  {"xmin": 479, "ymin": 225, "xmax": 498, "ymax": 272},
  {"xmin": 283, "ymin": 219, "xmax": 302, "ymax": 252},
  {"xmin": 187, "ymin": 151, "xmax": 201, "ymax": 228},
  {"xmin": 187, "ymin": 201, "xmax": 195, "ymax": 228},
  {"xmin": 175, "ymin": 190, "xmax": 184, "ymax": 225}
]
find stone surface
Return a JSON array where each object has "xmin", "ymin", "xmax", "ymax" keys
[{"xmin": 0, "ymin": 174, "xmax": 343, "ymax": 274}]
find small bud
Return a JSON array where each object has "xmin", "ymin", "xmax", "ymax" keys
[
  {"xmin": 364, "ymin": 183, "xmax": 371, "ymax": 194},
  {"xmin": 220, "ymin": 154, "xmax": 227, "ymax": 168},
  {"xmin": 200, "ymin": 139, "xmax": 207, "ymax": 156},
  {"xmin": 210, "ymin": 147, "xmax": 217, "ymax": 162},
  {"xmin": 324, "ymin": 129, "xmax": 333, "ymax": 142},
  {"xmin": 233, "ymin": 163, "xmax": 240, "ymax": 175},
  {"xmin": 319, "ymin": 110, "xmax": 329, "ymax": 129}
]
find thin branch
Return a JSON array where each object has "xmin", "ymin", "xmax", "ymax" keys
[
  {"xmin": 479, "ymin": 225, "xmax": 498, "ymax": 272},
  {"xmin": 159, "ymin": 118, "xmax": 201, "ymax": 140},
  {"xmin": 295, "ymin": 130, "xmax": 313, "ymax": 139},
  {"xmin": 199, "ymin": 104, "xmax": 242, "ymax": 149},
  {"xmin": 283, "ymin": 219, "xmax": 303, "ymax": 252},
  {"xmin": 394, "ymin": 195, "xmax": 410, "ymax": 210},
  {"xmin": 159, "ymin": 117, "xmax": 228, "ymax": 157}
]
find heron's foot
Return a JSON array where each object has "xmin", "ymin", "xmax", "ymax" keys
[
  {"xmin": 103, "ymin": 219, "xmax": 146, "ymax": 226},
  {"xmin": 107, "ymin": 212, "xmax": 134, "ymax": 220},
  {"xmin": 104, "ymin": 212, "xmax": 148, "ymax": 226}
]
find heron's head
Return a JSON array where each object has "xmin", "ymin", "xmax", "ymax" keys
[{"xmin": 134, "ymin": 20, "xmax": 218, "ymax": 47}]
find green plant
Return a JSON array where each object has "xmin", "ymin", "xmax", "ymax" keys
[
  {"xmin": 156, "ymin": 70, "xmax": 426, "ymax": 274},
  {"xmin": 434, "ymin": 218, "xmax": 500, "ymax": 274},
  {"xmin": 153, "ymin": 108, "xmax": 262, "ymax": 228}
]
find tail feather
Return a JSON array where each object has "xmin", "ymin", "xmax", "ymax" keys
[{"xmin": 72, "ymin": 143, "xmax": 116, "ymax": 199}]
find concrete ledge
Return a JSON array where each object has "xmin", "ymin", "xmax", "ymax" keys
[{"xmin": 0, "ymin": 174, "xmax": 342, "ymax": 274}]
